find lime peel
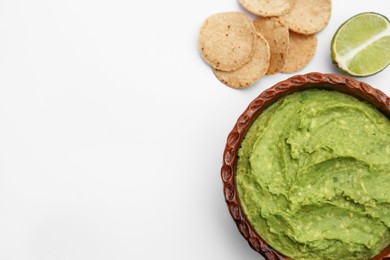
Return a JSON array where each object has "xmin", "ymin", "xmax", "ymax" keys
[{"xmin": 331, "ymin": 12, "xmax": 390, "ymax": 77}]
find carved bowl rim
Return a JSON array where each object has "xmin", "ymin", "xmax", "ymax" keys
[{"xmin": 221, "ymin": 72, "xmax": 390, "ymax": 260}]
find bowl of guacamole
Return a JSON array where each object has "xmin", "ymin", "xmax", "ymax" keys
[{"xmin": 221, "ymin": 73, "xmax": 390, "ymax": 260}]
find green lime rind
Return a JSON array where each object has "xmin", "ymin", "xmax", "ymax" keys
[{"xmin": 331, "ymin": 12, "xmax": 390, "ymax": 77}]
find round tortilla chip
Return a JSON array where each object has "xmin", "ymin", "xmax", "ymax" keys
[
  {"xmin": 199, "ymin": 12, "xmax": 256, "ymax": 72},
  {"xmin": 279, "ymin": 0, "xmax": 331, "ymax": 35},
  {"xmin": 253, "ymin": 17, "xmax": 289, "ymax": 75},
  {"xmin": 282, "ymin": 31, "xmax": 317, "ymax": 73},
  {"xmin": 213, "ymin": 34, "xmax": 270, "ymax": 89},
  {"xmin": 239, "ymin": 0, "xmax": 292, "ymax": 17}
]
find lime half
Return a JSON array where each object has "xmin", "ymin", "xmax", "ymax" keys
[{"xmin": 331, "ymin": 12, "xmax": 390, "ymax": 77}]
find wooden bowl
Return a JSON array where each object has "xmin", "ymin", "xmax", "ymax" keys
[{"xmin": 221, "ymin": 72, "xmax": 390, "ymax": 260}]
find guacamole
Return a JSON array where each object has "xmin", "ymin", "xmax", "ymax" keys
[{"xmin": 236, "ymin": 90, "xmax": 390, "ymax": 260}]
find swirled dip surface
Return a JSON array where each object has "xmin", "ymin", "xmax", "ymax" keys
[{"xmin": 236, "ymin": 90, "xmax": 390, "ymax": 260}]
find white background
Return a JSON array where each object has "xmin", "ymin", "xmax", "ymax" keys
[{"xmin": 0, "ymin": 0, "xmax": 389, "ymax": 259}]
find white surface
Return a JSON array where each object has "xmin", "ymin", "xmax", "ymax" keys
[{"xmin": 0, "ymin": 0, "xmax": 389, "ymax": 259}]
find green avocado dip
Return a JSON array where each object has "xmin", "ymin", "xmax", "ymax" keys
[{"xmin": 236, "ymin": 89, "xmax": 390, "ymax": 260}]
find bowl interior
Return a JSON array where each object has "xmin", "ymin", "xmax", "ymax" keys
[{"xmin": 221, "ymin": 73, "xmax": 390, "ymax": 260}]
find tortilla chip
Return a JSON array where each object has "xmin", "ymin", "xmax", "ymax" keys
[
  {"xmin": 282, "ymin": 31, "xmax": 317, "ymax": 73},
  {"xmin": 199, "ymin": 12, "xmax": 256, "ymax": 72},
  {"xmin": 239, "ymin": 0, "xmax": 292, "ymax": 17},
  {"xmin": 253, "ymin": 17, "xmax": 289, "ymax": 75},
  {"xmin": 213, "ymin": 33, "xmax": 270, "ymax": 89},
  {"xmin": 279, "ymin": 0, "xmax": 331, "ymax": 35}
]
